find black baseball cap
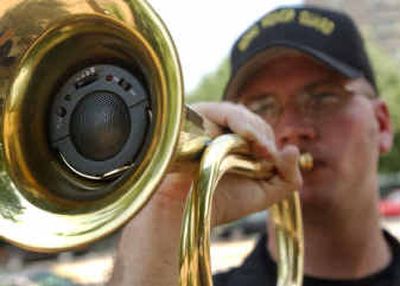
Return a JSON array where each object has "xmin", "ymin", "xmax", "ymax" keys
[{"xmin": 224, "ymin": 5, "xmax": 377, "ymax": 100}]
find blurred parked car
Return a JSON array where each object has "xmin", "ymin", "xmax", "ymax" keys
[{"xmin": 379, "ymin": 186, "xmax": 400, "ymax": 217}]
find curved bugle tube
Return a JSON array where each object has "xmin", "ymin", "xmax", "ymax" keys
[{"xmin": 179, "ymin": 133, "xmax": 312, "ymax": 286}]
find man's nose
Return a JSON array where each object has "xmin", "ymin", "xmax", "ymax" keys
[{"xmin": 275, "ymin": 107, "xmax": 317, "ymax": 146}]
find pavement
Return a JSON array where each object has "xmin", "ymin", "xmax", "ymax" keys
[
  {"xmin": 0, "ymin": 236, "xmax": 259, "ymax": 285},
  {"xmin": 0, "ymin": 218, "xmax": 400, "ymax": 285}
]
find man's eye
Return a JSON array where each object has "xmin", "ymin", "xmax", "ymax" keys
[
  {"xmin": 310, "ymin": 92, "xmax": 339, "ymax": 104},
  {"xmin": 253, "ymin": 102, "xmax": 272, "ymax": 113},
  {"xmin": 247, "ymin": 98, "xmax": 279, "ymax": 115}
]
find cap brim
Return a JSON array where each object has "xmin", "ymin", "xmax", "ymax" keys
[{"xmin": 224, "ymin": 43, "xmax": 363, "ymax": 101}]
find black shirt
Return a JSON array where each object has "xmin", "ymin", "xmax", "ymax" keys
[{"xmin": 213, "ymin": 231, "xmax": 400, "ymax": 286}]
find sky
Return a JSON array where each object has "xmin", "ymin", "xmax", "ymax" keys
[{"xmin": 148, "ymin": 0, "xmax": 302, "ymax": 92}]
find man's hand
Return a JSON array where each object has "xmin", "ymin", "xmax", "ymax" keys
[
  {"xmin": 192, "ymin": 102, "xmax": 302, "ymax": 225},
  {"xmin": 148, "ymin": 102, "xmax": 302, "ymax": 224}
]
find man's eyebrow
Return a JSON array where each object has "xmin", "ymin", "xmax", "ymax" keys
[
  {"xmin": 238, "ymin": 90, "xmax": 277, "ymax": 102},
  {"xmin": 302, "ymin": 77, "xmax": 342, "ymax": 90}
]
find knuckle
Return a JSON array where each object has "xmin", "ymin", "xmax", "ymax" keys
[
  {"xmin": 236, "ymin": 103, "xmax": 249, "ymax": 113},
  {"xmin": 221, "ymin": 101, "xmax": 237, "ymax": 110},
  {"xmin": 229, "ymin": 102, "xmax": 251, "ymax": 117}
]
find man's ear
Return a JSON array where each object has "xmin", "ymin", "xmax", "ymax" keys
[{"xmin": 374, "ymin": 99, "xmax": 393, "ymax": 154}]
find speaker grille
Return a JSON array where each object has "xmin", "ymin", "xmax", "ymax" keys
[{"xmin": 70, "ymin": 91, "xmax": 131, "ymax": 161}]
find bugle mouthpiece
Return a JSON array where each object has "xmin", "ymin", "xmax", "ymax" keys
[{"xmin": 299, "ymin": 153, "xmax": 313, "ymax": 171}]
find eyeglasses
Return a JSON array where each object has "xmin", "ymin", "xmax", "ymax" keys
[{"xmin": 239, "ymin": 79, "xmax": 375, "ymax": 126}]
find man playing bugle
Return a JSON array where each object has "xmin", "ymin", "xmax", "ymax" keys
[{"xmin": 110, "ymin": 5, "xmax": 400, "ymax": 286}]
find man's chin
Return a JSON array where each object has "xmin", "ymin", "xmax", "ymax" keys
[{"xmin": 299, "ymin": 184, "xmax": 334, "ymax": 209}]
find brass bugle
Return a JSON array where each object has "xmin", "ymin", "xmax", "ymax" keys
[
  {"xmin": 0, "ymin": 1, "xmax": 311, "ymax": 286},
  {"xmin": 179, "ymin": 133, "xmax": 313, "ymax": 286}
]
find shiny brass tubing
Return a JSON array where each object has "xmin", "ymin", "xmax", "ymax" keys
[{"xmin": 179, "ymin": 134, "xmax": 312, "ymax": 286}]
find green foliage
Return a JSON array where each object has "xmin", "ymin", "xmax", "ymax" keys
[
  {"xmin": 369, "ymin": 45, "xmax": 400, "ymax": 132},
  {"xmin": 186, "ymin": 59, "xmax": 230, "ymax": 103},
  {"xmin": 367, "ymin": 44, "xmax": 400, "ymax": 173},
  {"xmin": 380, "ymin": 132, "xmax": 400, "ymax": 173}
]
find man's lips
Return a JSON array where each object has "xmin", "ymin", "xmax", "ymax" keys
[{"xmin": 310, "ymin": 158, "xmax": 326, "ymax": 168}]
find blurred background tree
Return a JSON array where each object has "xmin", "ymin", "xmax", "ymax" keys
[
  {"xmin": 187, "ymin": 45, "xmax": 400, "ymax": 174},
  {"xmin": 370, "ymin": 45, "xmax": 400, "ymax": 173},
  {"xmin": 187, "ymin": 59, "xmax": 229, "ymax": 104}
]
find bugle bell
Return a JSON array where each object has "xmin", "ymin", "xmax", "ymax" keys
[
  {"xmin": 0, "ymin": 0, "xmax": 184, "ymax": 251},
  {"xmin": 0, "ymin": 1, "xmax": 312, "ymax": 285}
]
